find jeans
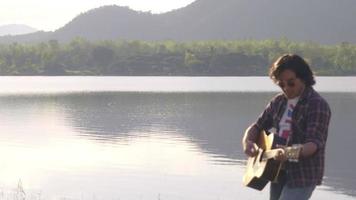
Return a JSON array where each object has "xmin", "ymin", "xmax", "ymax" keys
[{"xmin": 270, "ymin": 171, "xmax": 316, "ymax": 200}]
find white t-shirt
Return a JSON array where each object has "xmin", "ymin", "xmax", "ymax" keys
[{"xmin": 278, "ymin": 97, "xmax": 299, "ymax": 140}]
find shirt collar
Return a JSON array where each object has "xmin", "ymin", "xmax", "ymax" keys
[{"xmin": 298, "ymin": 86, "xmax": 313, "ymax": 104}]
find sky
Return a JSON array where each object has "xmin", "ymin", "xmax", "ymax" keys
[{"xmin": 0, "ymin": 0, "xmax": 196, "ymax": 32}]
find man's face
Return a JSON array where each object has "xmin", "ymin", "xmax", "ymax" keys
[{"xmin": 276, "ymin": 69, "xmax": 306, "ymax": 99}]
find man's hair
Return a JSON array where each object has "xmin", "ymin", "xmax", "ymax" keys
[{"xmin": 269, "ymin": 54, "xmax": 316, "ymax": 86}]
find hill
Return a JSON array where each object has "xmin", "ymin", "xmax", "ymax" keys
[
  {"xmin": 1, "ymin": 0, "xmax": 356, "ymax": 44},
  {"xmin": 0, "ymin": 24, "xmax": 38, "ymax": 36}
]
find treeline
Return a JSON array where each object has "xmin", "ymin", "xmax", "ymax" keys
[{"xmin": 0, "ymin": 38, "xmax": 355, "ymax": 76}]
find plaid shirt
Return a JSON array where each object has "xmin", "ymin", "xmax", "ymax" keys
[{"xmin": 253, "ymin": 86, "xmax": 331, "ymax": 187}]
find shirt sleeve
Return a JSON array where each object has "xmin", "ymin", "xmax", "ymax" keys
[
  {"xmin": 254, "ymin": 99, "xmax": 275, "ymax": 132},
  {"xmin": 304, "ymin": 98, "xmax": 331, "ymax": 150}
]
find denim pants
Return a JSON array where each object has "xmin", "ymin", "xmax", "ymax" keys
[{"xmin": 270, "ymin": 171, "xmax": 316, "ymax": 200}]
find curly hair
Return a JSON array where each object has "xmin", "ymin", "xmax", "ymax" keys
[{"xmin": 269, "ymin": 54, "xmax": 316, "ymax": 86}]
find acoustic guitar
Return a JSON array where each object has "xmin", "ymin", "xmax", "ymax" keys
[
  {"xmin": 242, "ymin": 130, "xmax": 303, "ymax": 190},
  {"xmin": 242, "ymin": 130, "xmax": 283, "ymax": 190}
]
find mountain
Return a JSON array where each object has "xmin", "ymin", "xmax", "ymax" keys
[
  {"xmin": 1, "ymin": 0, "xmax": 356, "ymax": 44},
  {"xmin": 0, "ymin": 24, "xmax": 38, "ymax": 36}
]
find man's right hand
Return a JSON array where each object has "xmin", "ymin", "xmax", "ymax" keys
[{"xmin": 243, "ymin": 140, "xmax": 259, "ymax": 157}]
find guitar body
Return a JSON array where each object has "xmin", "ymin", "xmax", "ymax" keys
[{"xmin": 243, "ymin": 130, "xmax": 282, "ymax": 190}]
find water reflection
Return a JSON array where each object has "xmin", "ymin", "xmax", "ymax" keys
[
  {"xmin": 58, "ymin": 93, "xmax": 267, "ymax": 161},
  {"xmin": 0, "ymin": 92, "xmax": 355, "ymax": 199},
  {"xmin": 0, "ymin": 94, "xmax": 245, "ymax": 200}
]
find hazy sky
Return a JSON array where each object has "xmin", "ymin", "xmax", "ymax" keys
[{"xmin": 0, "ymin": 0, "xmax": 195, "ymax": 31}]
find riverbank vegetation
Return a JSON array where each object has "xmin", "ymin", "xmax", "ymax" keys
[{"xmin": 0, "ymin": 38, "xmax": 355, "ymax": 76}]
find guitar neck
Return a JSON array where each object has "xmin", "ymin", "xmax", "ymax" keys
[
  {"xmin": 262, "ymin": 149, "xmax": 280, "ymax": 160},
  {"xmin": 262, "ymin": 144, "xmax": 303, "ymax": 162}
]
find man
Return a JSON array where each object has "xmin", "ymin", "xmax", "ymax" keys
[{"xmin": 242, "ymin": 54, "xmax": 331, "ymax": 200}]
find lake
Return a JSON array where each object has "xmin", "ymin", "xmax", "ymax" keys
[{"xmin": 0, "ymin": 77, "xmax": 355, "ymax": 200}]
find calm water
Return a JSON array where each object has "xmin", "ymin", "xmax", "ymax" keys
[{"xmin": 0, "ymin": 77, "xmax": 355, "ymax": 200}]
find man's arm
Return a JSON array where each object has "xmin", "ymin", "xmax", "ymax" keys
[
  {"xmin": 242, "ymin": 124, "xmax": 261, "ymax": 157},
  {"xmin": 300, "ymin": 142, "xmax": 318, "ymax": 157},
  {"xmin": 302, "ymin": 97, "xmax": 331, "ymax": 158},
  {"xmin": 242, "ymin": 96, "xmax": 277, "ymax": 157},
  {"xmin": 274, "ymin": 142, "xmax": 318, "ymax": 162}
]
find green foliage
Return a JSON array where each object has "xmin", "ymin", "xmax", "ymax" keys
[{"xmin": 0, "ymin": 38, "xmax": 355, "ymax": 76}]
